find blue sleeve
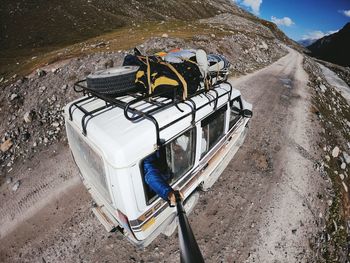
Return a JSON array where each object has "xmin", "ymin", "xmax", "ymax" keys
[{"xmin": 144, "ymin": 155, "xmax": 173, "ymax": 201}]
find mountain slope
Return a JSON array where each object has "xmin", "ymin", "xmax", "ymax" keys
[
  {"xmin": 0, "ymin": 0, "xmax": 294, "ymax": 52},
  {"xmin": 0, "ymin": 0, "xmax": 233, "ymax": 51},
  {"xmin": 298, "ymin": 38, "xmax": 317, "ymax": 47},
  {"xmin": 0, "ymin": 0, "xmax": 296, "ymax": 77},
  {"xmin": 307, "ymin": 23, "xmax": 350, "ymax": 66}
]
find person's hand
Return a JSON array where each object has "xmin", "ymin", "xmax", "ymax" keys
[{"xmin": 168, "ymin": 190, "xmax": 184, "ymax": 206}]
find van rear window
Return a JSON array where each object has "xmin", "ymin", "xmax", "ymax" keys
[{"xmin": 67, "ymin": 123, "xmax": 111, "ymax": 203}]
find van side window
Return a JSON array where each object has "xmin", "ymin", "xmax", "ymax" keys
[
  {"xmin": 141, "ymin": 128, "xmax": 195, "ymax": 204},
  {"xmin": 166, "ymin": 128, "xmax": 195, "ymax": 183},
  {"xmin": 229, "ymin": 98, "xmax": 242, "ymax": 130},
  {"xmin": 201, "ymin": 105, "xmax": 227, "ymax": 158},
  {"xmin": 141, "ymin": 146, "xmax": 168, "ymax": 204}
]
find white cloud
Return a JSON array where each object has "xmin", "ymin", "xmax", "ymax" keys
[
  {"xmin": 241, "ymin": 0, "xmax": 262, "ymax": 15},
  {"xmin": 301, "ymin": 30, "xmax": 339, "ymax": 40},
  {"xmin": 301, "ymin": 31, "xmax": 326, "ymax": 40},
  {"xmin": 327, "ymin": 30, "xmax": 339, "ymax": 35},
  {"xmin": 339, "ymin": 10, "xmax": 350, "ymax": 17},
  {"xmin": 271, "ymin": 16, "xmax": 295, "ymax": 27},
  {"xmin": 233, "ymin": 0, "xmax": 262, "ymax": 15}
]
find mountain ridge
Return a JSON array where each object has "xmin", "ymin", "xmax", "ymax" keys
[
  {"xmin": 297, "ymin": 38, "xmax": 317, "ymax": 47},
  {"xmin": 307, "ymin": 22, "xmax": 350, "ymax": 66}
]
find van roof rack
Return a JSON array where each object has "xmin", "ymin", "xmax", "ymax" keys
[{"xmin": 69, "ymin": 79, "xmax": 233, "ymax": 147}]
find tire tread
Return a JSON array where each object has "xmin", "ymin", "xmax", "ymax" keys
[{"xmin": 87, "ymin": 70, "xmax": 138, "ymax": 96}]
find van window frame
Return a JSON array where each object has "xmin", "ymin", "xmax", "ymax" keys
[
  {"xmin": 200, "ymin": 105, "xmax": 228, "ymax": 160},
  {"xmin": 228, "ymin": 96, "xmax": 243, "ymax": 131},
  {"xmin": 140, "ymin": 126, "xmax": 197, "ymax": 205}
]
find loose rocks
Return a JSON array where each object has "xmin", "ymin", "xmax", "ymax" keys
[
  {"xmin": 10, "ymin": 93, "xmax": 18, "ymax": 101},
  {"xmin": 37, "ymin": 69, "xmax": 47, "ymax": 77},
  {"xmin": 343, "ymin": 152, "xmax": 350, "ymax": 164},
  {"xmin": 319, "ymin": 84, "xmax": 327, "ymax": 93},
  {"xmin": 23, "ymin": 111, "xmax": 33, "ymax": 123},
  {"xmin": 1, "ymin": 139, "xmax": 13, "ymax": 152},
  {"xmin": 6, "ymin": 177, "xmax": 13, "ymax": 184},
  {"xmin": 12, "ymin": 180, "xmax": 20, "ymax": 192},
  {"xmin": 332, "ymin": 146, "xmax": 340, "ymax": 158}
]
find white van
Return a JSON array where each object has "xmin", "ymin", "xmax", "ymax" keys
[{"xmin": 64, "ymin": 80, "xmax": 252, "ymax": 248}]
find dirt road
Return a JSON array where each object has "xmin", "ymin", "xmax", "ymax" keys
[{"xmin": 0, "ymin": 48, "xmax": 327, "ymax": 262}]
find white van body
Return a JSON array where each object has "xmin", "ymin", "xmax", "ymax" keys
[{"xmin": 64, "ymin": 82, "xmax": 252, "ymax": 247}]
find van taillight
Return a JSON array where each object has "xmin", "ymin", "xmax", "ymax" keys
[{"xmin": 117, "ymin": 210, "xmax": 129, "ymax": 228}]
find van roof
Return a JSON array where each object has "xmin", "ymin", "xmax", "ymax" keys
[{"xmin": 64, "ymin": 83, "xmax": 241, "ymax": 168}]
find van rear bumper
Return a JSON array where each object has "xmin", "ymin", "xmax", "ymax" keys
[{"xmin": 92, "ymin": 206, "xmax": 116, "ymax": 232}]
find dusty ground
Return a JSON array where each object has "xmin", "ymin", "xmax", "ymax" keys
[
  {"xmin": 0, "ymin": 48, "xmax": 331, "ymax": 262},
  {"xmin": 230, "ymin": 48, "xmax": 327, "ymax": 262}
]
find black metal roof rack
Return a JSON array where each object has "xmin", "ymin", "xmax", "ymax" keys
[{"xmin": 69, "ymin": 79, "xmax": 233, "ymax": 147}]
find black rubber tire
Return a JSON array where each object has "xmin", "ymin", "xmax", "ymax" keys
[{"xmin": 86, "ymin": 66, "xmax": 140, "ymax": 96}]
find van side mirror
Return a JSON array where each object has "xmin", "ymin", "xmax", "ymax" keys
[{"xmin": 241, "ymin": 109, "xmax": 253, "ymax": 118}]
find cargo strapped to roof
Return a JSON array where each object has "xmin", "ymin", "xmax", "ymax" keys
[{"xmin": 69, "ymin": 79, "xmax": 233, "ymax": 147}]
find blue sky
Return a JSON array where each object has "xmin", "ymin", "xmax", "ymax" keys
[{"xmin": 233, "ymin": 0, "xmax": 350, "ymax": 40}]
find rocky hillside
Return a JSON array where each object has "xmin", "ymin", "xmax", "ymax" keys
[
  {"xmin": 0, "ymin": 0, "xmax": 233, "ymax": 76},
  {"xmin": 0, "ymin": 0, "xmax": 297, "ymax": 78},
  {"xmin": 308, "ymin": 23, "xmax": 350, "ymax": 67},
  {"xmin": 0, "ymin": 0, "xmax": 233, "ymax": 50}
]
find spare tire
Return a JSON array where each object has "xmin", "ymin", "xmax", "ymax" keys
[{"xmin": 86, "ymin": 66, "xmax": 140, "ymax": 96}]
